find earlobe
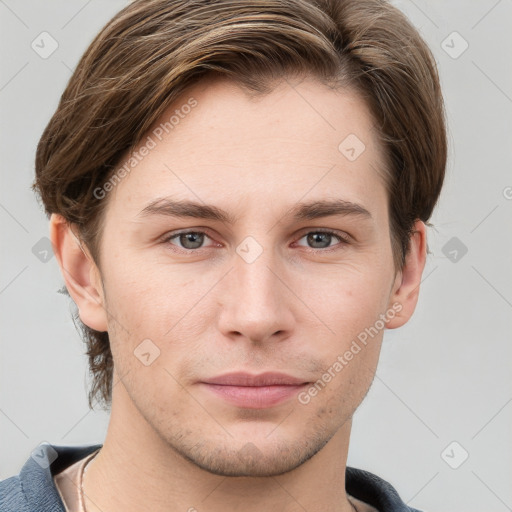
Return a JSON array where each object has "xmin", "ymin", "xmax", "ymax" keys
[
  {"xmin": 385, "ymin": 220, "xmax": 427, "ymax": 330},
  {"xmin": 49, "ymin": 213, "xmax": 108, "ymax": 332}
]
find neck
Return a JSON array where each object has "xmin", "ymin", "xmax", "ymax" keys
[{"xmin": 83, "ymin": 382, "xmax": 356, "ymax": 512}]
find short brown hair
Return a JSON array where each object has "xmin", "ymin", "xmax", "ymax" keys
[{"xmin": 33, "ymin": 0, "xmax": 447, "ymax": 410}]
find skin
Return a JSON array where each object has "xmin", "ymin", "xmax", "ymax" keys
[{"xmin": 51, "ymin": 75, "xmax": 426, "ymax": 512}]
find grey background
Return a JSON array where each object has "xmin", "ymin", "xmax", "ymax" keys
[{"xmin": 1, "ymin": 1, "xmax": 511, "ymax": 511}]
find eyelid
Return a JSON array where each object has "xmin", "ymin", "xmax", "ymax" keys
[
  {"xmin": 292, "ymin": 229, "xmax": 351, "ymax": 252},
  {"xmin": 161, "ymin": 227, "xmax": 351, "ymax": 252},
  {"xmin": 295, "ymin": 227, "xmax": 351, "ymax": 242},
  {"xmin": 162, "ymin": 228, "xmax": 218, "ymax": 249}
]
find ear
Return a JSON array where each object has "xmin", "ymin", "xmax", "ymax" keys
[
  {"xmin": 49, "ymin": 213, "xmax": 108, "ymax": 332},
  {"xmin": 385, "ymin": 219, "xmax": 427, "ymax": 329}
]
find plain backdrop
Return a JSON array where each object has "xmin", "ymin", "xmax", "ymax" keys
[{"xmin": 1, "ymin": 1, "xmax": 511, "ymax": 511}]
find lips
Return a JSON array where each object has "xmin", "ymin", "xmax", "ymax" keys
[
  {"xmin": 199, "ymin": 372, "xmax": 309, "ymax": 409},
  {"xmin": 202, "ymin": 371, "xmax": 308, "ymax": 387}
]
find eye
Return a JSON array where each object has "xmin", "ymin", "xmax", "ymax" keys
[
  {"xmin": 162, "ymin": 229, "xmax": 350, "ymax": 253},
  {"xmin": 295, "ymin": 230, "xmax": 350, "ymax": 250},
  {"xmin": 165, "ymin": 231, "xmax": 216, "ymax": 250}
]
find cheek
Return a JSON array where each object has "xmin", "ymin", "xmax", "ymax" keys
[
  {"xmin": 296, "ymin": 340, "xmax": 381, "ymax": 436},
  {"xmin": 101, "ymin": 226, "xmax": 393, "ymax": 356},
  {"xmin": 302, "ymin": 264, "xmax": 391, "ymax": 337},
  {"xmin": 100, "ymin": 257, "xmax": 213, "ymax": 380},
  {"xmin": 299, "ymin": 269, "xmax": 389, "ymax": 393},
  {"xmin": 100, "ymin": 250, "xmax": 183, "ymax": 333}
]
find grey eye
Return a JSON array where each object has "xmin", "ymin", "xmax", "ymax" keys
[
  {"xmin": 306, "ymin": 232, "xmax": 333, "ymax": 249},
  {"xmin": 171, "ymin": 232, "xmax": 207, "ymax": 250},
  {"xmin": 296, "ymin": 231, "xmax": 344, "ymax": 249}
]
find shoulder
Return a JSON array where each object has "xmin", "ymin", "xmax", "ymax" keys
[
  {"xmin": 346, "ymin": 466, "xmax": 425, "ymax": 512},
  {"xmin": 0, "ymin": 474, "xmax": 28, "ymax": 512},
  {"xmin": 0, "ymin": 442, "xmax": 103, "ymax": 512}
]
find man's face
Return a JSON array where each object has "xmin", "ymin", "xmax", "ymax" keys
[{"xmin": 94, "ymin": 76, "xmax": 401, "ymax": 476}]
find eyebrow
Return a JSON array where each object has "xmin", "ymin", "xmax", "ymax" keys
[{"xmin": 138, "ymin": 197, "xmax": 372, "ymax": 224}]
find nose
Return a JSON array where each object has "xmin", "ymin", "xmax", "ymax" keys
[{"xmin": 216, "ymin": 245, "xmax": 295, "ymax": 344}]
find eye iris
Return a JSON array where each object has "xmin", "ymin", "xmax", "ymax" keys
[
  {"xmin": 172, "ymin": 231, "xmax": 338, "ymax": 251},
  {"xmin": 180, "ymin": 232, "xmax": 204, "ymax": 249},
  {"xmin": 307, "ymin": 232, "xmax": 332, "ymax": 249}
]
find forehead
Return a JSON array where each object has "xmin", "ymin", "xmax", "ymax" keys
[
  {"xmin": 167, "ymin": 74, "xmax": 381, "ymax": 157},
  {"xmin": 104, "ymin": 75, "xmax": 388, "ymax": 223}
]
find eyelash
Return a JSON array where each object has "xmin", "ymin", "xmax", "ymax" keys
[{"xmin": 162, "ymin": 229, "xmax": 351, "ymax": 254}]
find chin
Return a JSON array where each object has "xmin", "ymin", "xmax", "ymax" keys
[{"xmin": 167, "ymin": 432, "xmax": 330, "ymax": 477}]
